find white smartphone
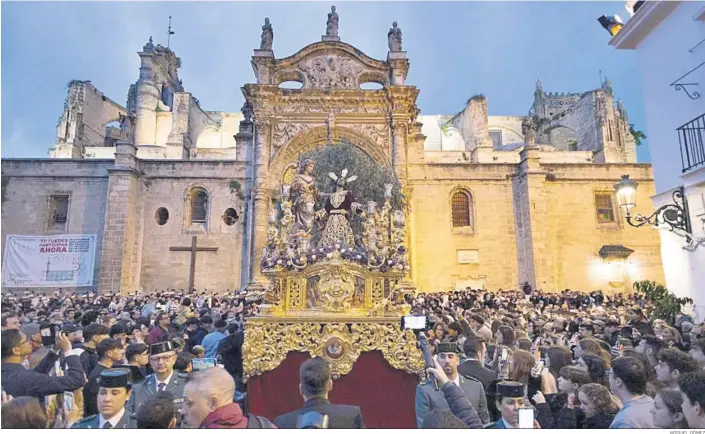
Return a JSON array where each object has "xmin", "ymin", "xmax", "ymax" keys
[{"xmin": 518, "ymin": 408, "xmax": 534, "ymax": 429}]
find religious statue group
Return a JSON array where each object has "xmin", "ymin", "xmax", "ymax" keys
[
  {"xmin": 289, "ymin": 159, "xmax": 363, "ymax": 248},
  {"xmin": 258, "ymin": 6, "xmax": 402, "ymax": 53},
  {"xmin": 261, "ymin": 157, "xmax": 410, "ymax": 277}
]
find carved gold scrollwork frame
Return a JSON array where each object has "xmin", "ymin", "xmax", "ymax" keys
[{"xmin": 243, "ymin": 320, "xmax": 426, "ymax": 380}]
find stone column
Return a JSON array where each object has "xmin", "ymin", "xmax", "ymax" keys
[
  {"xmin": 391, "ymin": 119, "xmax": 408, "ymax": 185},
  {"xmin": 246, "ymin": 119, "xmax": 271, "ymax": 290},
  {"xmin": 387, "ymin": 52, "xmax": 409, "ymax": 86},
  {"xmin": 247, "ymin": 188, "xmax": 271, "ymax": 290},
  {"xmin": 234, "ymin": 122, "xmax": 253, "ymax": 162},
  {"xmin": 98, "ymin": 141, "xmax": 141, "ymax": 294},
  {"xmin": 512, "ymin": 146, "xmax": 553, "ymax": 291}
]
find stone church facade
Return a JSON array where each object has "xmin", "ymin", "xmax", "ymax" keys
[{"xmin": 1, "ymin": 18, "xmax": 665, "ymax": 294}]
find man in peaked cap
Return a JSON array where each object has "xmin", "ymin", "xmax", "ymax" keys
[
  {"xmin": 72, "ymin": 369, "xmax": 133, "ymax": 429},
  {"xmin": 126, "ymin": 340, "xmax": 187, "ymax": 425},
  {"xmin": 415, "ymin": 341, "xmax": 490, "ymax": 427},
  {"xmin": 487, "ymin": 381, "xmax": 535, "ymax": 429}
]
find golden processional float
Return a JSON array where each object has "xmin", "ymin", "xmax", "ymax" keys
[{"xmin": 243, "ymin": 161, "xmax": 425, "ymax": 380}]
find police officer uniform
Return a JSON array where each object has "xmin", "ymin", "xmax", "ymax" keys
[
  {"xmin": 415, "ymin": 342, "xmax": 490, "ymax": 427},
  {"xmin": 72, "ymin": 369, "xmax": 132, "ymax": 429},
  {"xmin": 126, "ymin": 341, "xmax": 187, "ymax": 425},
  {"xmin": 486, "ymin": 381, "xmax": 525, "ymax": 429}
]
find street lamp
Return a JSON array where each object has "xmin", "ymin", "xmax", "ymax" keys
[
  {"xmin": 598, "ymin": 15, "xmax": 624, "ymax": 37},
  {"xmin": 614, "ymin": 174, "xmax": 692, "ymax": 242}
]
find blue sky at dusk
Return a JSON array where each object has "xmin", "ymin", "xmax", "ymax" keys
[{"xmin": 1, "ymin": 1, "xmax": 650, "ymax": 161}]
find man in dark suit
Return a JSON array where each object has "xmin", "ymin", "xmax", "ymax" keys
[
  {"xmin": 273, "ymin": 357, "xmax": 365, "ymax": 428},
  {"xmin": 458, "ymin": 337, "xmax": 497, "ymax": 390}
]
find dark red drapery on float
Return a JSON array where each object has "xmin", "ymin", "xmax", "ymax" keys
[{"xmin": 246, "ymin": 350, "xmax": 419, "ymax": 428}]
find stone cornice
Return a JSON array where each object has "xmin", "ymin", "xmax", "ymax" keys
[
  {"xmin": 107, "ymin": 167, "xmax": 141, "ymax": 177},
  {"xmin": 242, "ymin": 84, "xmax": 420, "ymax": 118}
]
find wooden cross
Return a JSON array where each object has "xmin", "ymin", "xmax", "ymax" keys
[{"xmin": 169, "ymin": 236, "xmax": 218, "ymax": 292}]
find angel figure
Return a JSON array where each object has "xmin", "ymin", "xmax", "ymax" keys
[{"xmin": 316, "ymin": 168, "xmax": 364, "ymax": 248}]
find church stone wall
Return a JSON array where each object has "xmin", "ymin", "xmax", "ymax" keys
[
  {"xmin": 155, "ymin": 112, "xmax": 173, "ymax": 148},
  {"xmin": 52, "ymin": 81, "xmax": 127, "ymax": 158},
  {"xmin": 408, "ymin": 160, "xmax": 664, "ymax": 293},
  {"xmin": 487, "ymin": 116, "xmax": 524, "ymax": 148},
  {"xmin": 186, "ymin": 99, "xmax": 218, "ymax": 150},
  {"xmin": 193, "ymin": 112, "xmax": 242, "ymax": 152},
  {"xmin": 547, "ymin": 126, "xmax": 579, "ymax": 151},
  {"xmin": 1, "ymin": 160, "xmax": 112, "ymax": 292},
  {"xmin": 571, "ymin": 92, "xmax": 602, "ymax": 153},
  {"xmin": 135, "ymin": 161, "xmax": 247, "ymax": 292},
  {"xmin": 535, "ymin": 164, "xmax": 664, "ymax": 292},
  {"xmin": 77, "ymin": 86, "xmax": 126, "ymax": 148},
  {"xmin": 409, "ymin": 164, "xmax": 519, "ymax": 292}
]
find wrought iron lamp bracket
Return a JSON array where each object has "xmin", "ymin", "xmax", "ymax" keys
[
  {"xmin": 625, "ymin": 187, "xmax": 693, "ymax": 242},
  {"xmin": 670, "ymin": 61, "xmax": 703, "ymax": 100}
]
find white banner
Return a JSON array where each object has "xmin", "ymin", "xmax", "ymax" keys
[{"xmin": 2, "ymin": 234, "xmax": 97, "ymax": 287}]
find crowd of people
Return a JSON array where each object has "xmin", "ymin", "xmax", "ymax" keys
[
  {"xmin": 1, "ymin": 286, "xmax": 704, "ymax": 429},
  {"xmin": 409, "ymin": 288, "xmax": 705, "ymax": 429}
]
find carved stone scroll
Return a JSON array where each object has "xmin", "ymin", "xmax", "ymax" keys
[{"xmin": 298, "ymin": 55, "xmax": 363, "ymax": 90}]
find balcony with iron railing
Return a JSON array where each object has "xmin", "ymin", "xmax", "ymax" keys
[{"xmin": 677, "ymin": 113, "xmax": 705, "ymax": 173}]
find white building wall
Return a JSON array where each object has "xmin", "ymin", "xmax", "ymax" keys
[
  {"xmin": 634, "ymin": 2, "xmax": 704, "ymax": 192},
  {"xmin": 613, "ymin": 1, "xmax": 705, "ymax": 320}
]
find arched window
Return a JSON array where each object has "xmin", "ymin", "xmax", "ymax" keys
[
  {"xmin": 191, "ymin": 189, "xmax": 208, "ymax": 223},
  {"xmin": 451, "ymin": 190, "xmax": 473, "ymax": 228}
]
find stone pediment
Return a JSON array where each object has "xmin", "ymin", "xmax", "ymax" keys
[{"xmin": 254, "ymin": 42, "xmax": 396, "ymax": 90}]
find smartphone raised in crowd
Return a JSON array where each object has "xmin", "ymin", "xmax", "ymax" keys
[
  {"xmin": 192, "ymin": 358, "xmax": 217, "ymax": 371},
  {"xmin": 40, "ymin": 325, "xmax": 63, "ymax": 347},
  {"xmin": 401, "ymin": 315, "xmax": 427, "ymax": 331},
  {"xmin": 518, "ymin": 408, "xmax": 535, "ymax": 429}
]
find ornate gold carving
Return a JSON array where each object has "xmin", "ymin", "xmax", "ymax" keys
[
  {"xmin": 370, "ymin": 279, "xmax": 384, "ymax": 303},
  {"xmin": 243, "ymin": 320, "xmax": 425, "ymax": 380},
  {"xmin": 287, "ymin": 278, "xmax": 306, "ymax": 309},
  {"xmin": 318, "ymin": 265, "xmax": 354, "ymax": 312}
]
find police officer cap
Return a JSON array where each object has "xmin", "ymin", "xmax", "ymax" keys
[
  {"xmin": 99, "ymin": 368, "xmax": 132, "ymax": 389},
  {"xmin": 496, "ymin": 381, "xmax": 524, "ymax": 398},
  {"xmin": 149, "ymin": 340, "xmax": 177, "ymax": 355},
  {"xmin": 436, "ymin": 342, "xmax": 462, "ymax": 354}
]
